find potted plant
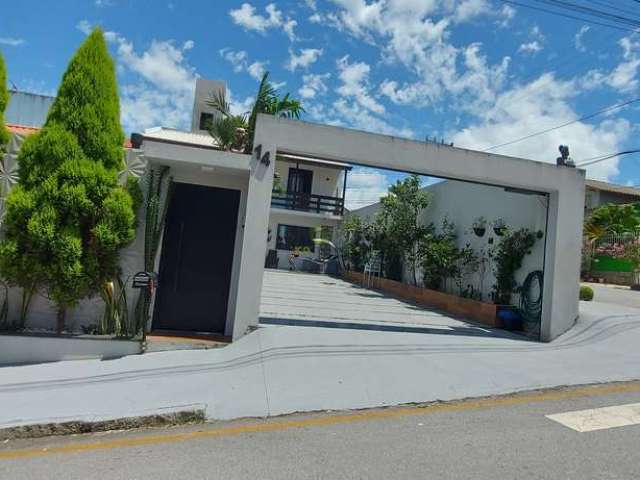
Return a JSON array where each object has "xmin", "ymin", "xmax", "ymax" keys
[
  {"xmin": 493, "ymin": 218, "xmax": 507, "ymax": 236},
  {"xmin": 472, "ymin": 217, "xmax": 487, "ymax": 237},
  {"xmin": 491, "ymin": 228, "xmax": 539, "ymax": 330}
]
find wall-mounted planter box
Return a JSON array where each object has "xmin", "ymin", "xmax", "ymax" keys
[{"xmin": 342, "ymin": 271, "xmax": 501, "ymax": 328}]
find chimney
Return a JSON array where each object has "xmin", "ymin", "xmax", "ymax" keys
[{"xmin": 191, "ymin": 79, "xmax": 227, "ymax": 133}]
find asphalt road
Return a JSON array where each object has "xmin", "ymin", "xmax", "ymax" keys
[
  {"xmin": 583, "ymin": 282, "xmax": 640, "ymax": 310},
  {"xmin": 1, "ymin": 382, "xmax": 639, "ymax": 479}
]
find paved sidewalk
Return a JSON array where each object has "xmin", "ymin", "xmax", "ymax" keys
[{"xmin": 0, "ymin": 297, "xmax": 638, "ymax": 429}]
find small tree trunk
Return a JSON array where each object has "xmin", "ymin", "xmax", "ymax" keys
[{"xmin": 56, "ymin": 307, "xmax": 66, "ymax": 334}]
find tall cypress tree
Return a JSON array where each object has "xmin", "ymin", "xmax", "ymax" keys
[
  {"xmin": 0, "ymin": 52, "xmax": 9, "ymax": 152},
  {"xmin": 0, "ymin": 29, "xmax": 137, "ymax": 332}
]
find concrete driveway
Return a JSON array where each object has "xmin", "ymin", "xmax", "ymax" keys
[{"xmin": 259, "ymin": 269, "xmax": 510, "ymax": 338}]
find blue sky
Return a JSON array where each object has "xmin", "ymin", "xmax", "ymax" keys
[{"xmin": 1, "ymin": 0, "xmax": 639, "ymax": 207}]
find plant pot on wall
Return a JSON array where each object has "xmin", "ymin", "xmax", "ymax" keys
[
  {"xmin": 473, "ymin": 227, "xmax": 486, "ymax": 237},
  {"xmin": 492, "ymin": 218, "xmax": 507, "ymax": 236}
]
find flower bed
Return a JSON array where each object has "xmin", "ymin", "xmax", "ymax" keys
[{"xmin": 342, "ymin": 271, "xmax": 500, "ymax": 328}]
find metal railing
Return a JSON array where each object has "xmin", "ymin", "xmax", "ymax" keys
[{"xmin": 271, "ymin": 191, "xmax": 345, "ymax": 216}]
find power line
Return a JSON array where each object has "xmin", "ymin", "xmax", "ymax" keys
[
  {"xmin": 577, "ymin": 149, "xmax": 640, "ymax": 167},
  {"xmin": 533, "ymin": 0, "xmax": 640, "ymax": 28},
  {"xmin": 500, "ymin": 0, "xmax": 639, "ymax": 32},
  {"xmin": 482, "ymin": 97, "xmax": 640, "ymax": 152}
]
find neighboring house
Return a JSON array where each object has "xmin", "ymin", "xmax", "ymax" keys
[
  {"xmin": 584, "ymin": 179, "xmax": 640, "ymax": 213},
  {"xmin": 5, "ymin": 90, "xmax": 55, "ymax": 127}
]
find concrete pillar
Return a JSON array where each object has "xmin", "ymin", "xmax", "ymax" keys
[
  {"xmin": 540, "ymin": 180, "xmax": 585, "ymax": 341},
  {"xmin": 231, "ymin": 126, "xmax": 275, "ymax": 340}
]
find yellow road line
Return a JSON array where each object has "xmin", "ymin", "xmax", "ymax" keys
[{"xmin": 1, "ymin": 381, "xmax": 640, "ymax": 462}]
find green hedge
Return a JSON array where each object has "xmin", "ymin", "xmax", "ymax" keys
[{"xmin": 592, "ymin": 254, "xmax": 633, "ymax": 273}]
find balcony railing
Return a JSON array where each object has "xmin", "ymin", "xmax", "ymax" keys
[{"xmin": 271, "ymin": 191, "xmax": 345, "ymax": 216}]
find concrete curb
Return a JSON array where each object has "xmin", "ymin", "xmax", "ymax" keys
[{"xmin": 0, "ymin": 409, "xmax": 206, "ymax": 441}]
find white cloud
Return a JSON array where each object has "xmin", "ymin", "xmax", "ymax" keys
[
  {"xmin": 496, "ymin": 4, "xmax": 515, "ymax": 28},
  {"xmin": 345, "ymin": 168, "xmax": 390, "ymax": 210},
  {"xmin": 116, "ymin": 39, "xmax": 196, "ymax": 92},
  {"xmin": 282, "ymin": 19, "xmax": 298, "ymax": 42},
  {"xmin": 219, "ymin": 48, "xmax": 268, "ymax": 81},
  {"xmin": 100, "ymin": 33, "xmax": 199, "ymax": 132},
  {"xmin": 580, "ymin": 34, "xmax": 640, "ymax": 94},
  {"xmin": 286, "ymin": 48, "xmax": 323, "ymax": 71},
  {"xmin": 229, "ymin": 2, "xmax": 296, "ymax": 40},
  {"xmin": 95, "ymin": 0, "xmax": 115, "ymax": 6},
  {"xmin": 574, "ymin": 25, "xmax": 590, "ymax": 52},
  {"xmin": 454, "ymin": 0, "xmax": 489, "ymax": 23},
  {"xmin": 0, "ymin": 37, "xmax": 25, "ymax": 46},
  {"xmin": 247, "ymin": 61, "xmax": 267, "ymax": 81},
  {"xmin": 336, "ymin": 55, "xmax": 385, "ymax": 114},
  {"xmin": 298, "ymin": 73, "xmax": 330, "ymax": 99},
  {"xmin": 325, "ymin": 1, "xmax": 506, "ymax": 112},
  {"xmin": 220, "ymin": 48, "xmax": 248, "ymax": 72},
  {"xmin": 76, "ymin": 20, "xmax": 93, "ymax": 35},
  {"xmin": 518, "ymin": 41, "xmax": 542, "ymax": 55},
  {"xmin": 450, "ymin": 73, "xmax": 632, "ymax": 181}
]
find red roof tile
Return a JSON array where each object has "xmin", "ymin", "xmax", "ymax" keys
[
  {"xmin": 6, "ymin": 123, "xmax": 40, "ymax": 136},
  {"xmin": 6, "ymin": 123, "xmax": 133, "ymax": 148}
]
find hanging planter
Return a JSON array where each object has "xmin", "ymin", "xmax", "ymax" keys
[
  {"xmin": 472, "ymin": 216, "xmax": 487, "ymax": 237},
  {"xmin": 493, "ymin": 218, "xmax": 507, "ymax": 236}
]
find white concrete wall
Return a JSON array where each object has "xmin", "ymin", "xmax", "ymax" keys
[
  {"xmin": 190, "ymin": 79, "xmax": 225, "ymax": 133},
  {"xmin": 350, "ymin": 180, "xmax": 547, "ymax": 302},
  {"xmin": 245, "ymin": 115, "xmax": 585, "ymax": 341},
  {"xmin": 0, "ymin": 334, "xmax": 140, "ymax": 366}
]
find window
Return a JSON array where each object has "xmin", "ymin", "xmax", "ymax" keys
[
  {"xmin": 276, "ymin": 224, "xmax": 316, "ymax": 251},
  {"xmin": 199, "ymin": 112, "xmax": 214, "ymax": 131}
]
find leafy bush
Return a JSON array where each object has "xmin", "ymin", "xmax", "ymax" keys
[
  {"xmin": 420, "ymin": 219, "xmax": 458, "ymax": 290},
  {"xmin": 579, "ymin": 285, "xmax": 594, "ymax": 301},
  {"xmin": 0, "ymin": 29, "xmax": 137, "ymax": 332},
  {"xmin": 492, "ymin": 228, "xmax": 539, "ymax": 305},
  {"xmin": 377, "ymin": 174, "xmax": 430, "ymax": 285}
]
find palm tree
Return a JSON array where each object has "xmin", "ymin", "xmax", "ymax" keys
[{"xmin": 206, "ymin": 72, "xmax": 304, "ymax": 153}]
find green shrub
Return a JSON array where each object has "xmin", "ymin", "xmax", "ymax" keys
[
  {"xmin": 579, "ymin": 285, "xmax": 594, "ymax": 301},
  {"xmin": 0, "ymin": 29, "xmax": 137, "ymax": 332}
]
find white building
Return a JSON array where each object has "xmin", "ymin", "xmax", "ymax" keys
[{"xmin": 1, "ymin": 77, "xmax": 586, "ymax": 344}]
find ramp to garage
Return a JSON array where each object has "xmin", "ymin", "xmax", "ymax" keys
[{"xmin": 259, "ymin": 270, "xmax": 515, "ymax": 338}]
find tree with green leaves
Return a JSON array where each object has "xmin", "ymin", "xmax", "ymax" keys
[
  {"xmin": 584, "ymin": 203, "xmax": 640, "ymax": 240},
  {"xmin": 0, "ymin": 52, "xmax": 9, "ymax": 152},
  {"xmin": 205, "ymin": 71, "xmax": 304, "ymax": 153},
  {"xmin": 0, "ymin": 29, "xmax": 138, "ymax": 332},
  {"xmin": 377, "ymin": 174, "xmax": 430, "ymax": 285}
]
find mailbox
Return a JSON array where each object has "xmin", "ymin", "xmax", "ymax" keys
[{"xmin": 132, "ymin": 271, "xmax": 157, "ymax": 289}]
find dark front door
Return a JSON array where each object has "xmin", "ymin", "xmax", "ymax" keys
[{"xmin": 152, "ymin": 183, "xmax": 240, "ymax": 334}]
